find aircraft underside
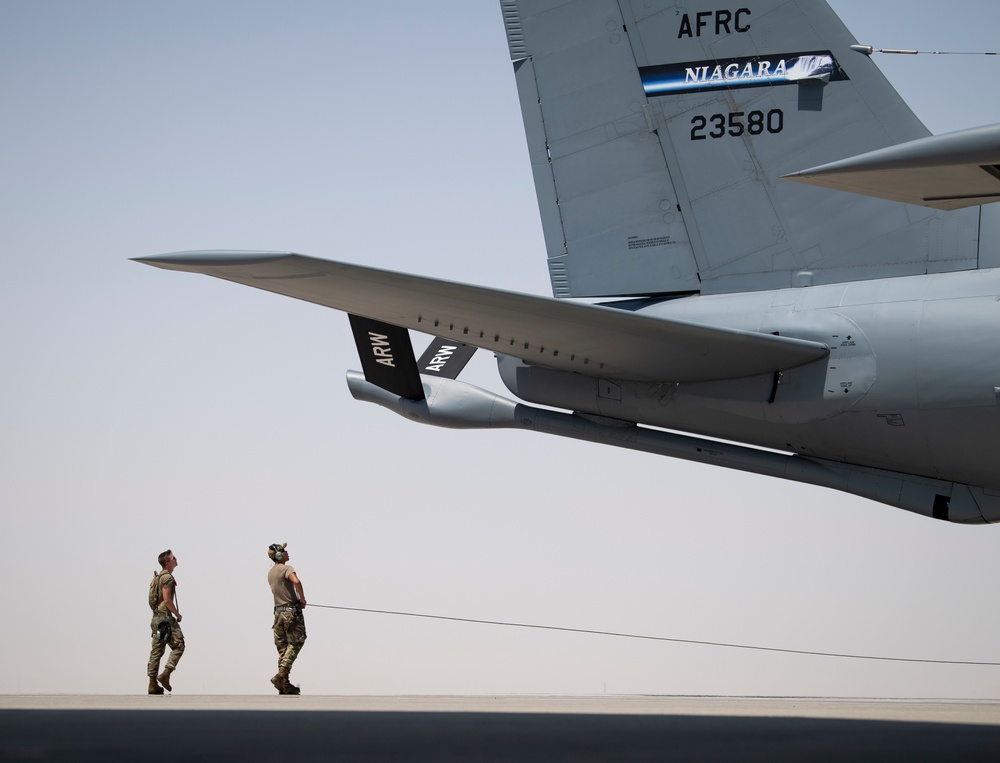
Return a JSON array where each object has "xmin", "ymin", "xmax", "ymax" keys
[{"xmin": 499, "ymin": 268, "xmax": 1000, "ymax": 490}]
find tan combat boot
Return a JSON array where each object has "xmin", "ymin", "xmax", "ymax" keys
[
  {"xmin": 271, "ymin": 667, "xmax": 299, "ymax": 695},
  {"xmin": 157, "ymin": 667, "xmax": 174, "ymax": 692},
  {"xmin": 148, "ymin": 676, "xmax": 164, "ymax": 695},
  {"xmin": 271, "ymin": 668, "xmax": 288, "ymax": 694}
]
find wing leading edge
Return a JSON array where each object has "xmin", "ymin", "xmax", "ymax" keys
[{"xmin": 134, "ymin": 251, "xmax": 828, "ymax": 383}]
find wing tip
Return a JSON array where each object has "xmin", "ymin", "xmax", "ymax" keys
[{"xmin": 132, "ymin": 250, "xmax": 298, "ymax": 270}]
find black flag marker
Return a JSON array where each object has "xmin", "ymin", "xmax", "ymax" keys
[
  {"xmin": 347, "ymin": 315, "xmax": 424, "ymax": 401},
  {"xmin": 416, "ymin": 337, "xmax": 477, "ymax": 380}
]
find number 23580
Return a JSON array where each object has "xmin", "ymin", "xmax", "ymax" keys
[{"xmin": 690, "ymin": 109, "xmax": 784, "ymax": 140}]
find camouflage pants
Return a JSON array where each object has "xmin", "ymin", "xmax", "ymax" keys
[
  {"xmin": 148, "ymin": 614, "xmax": 185, "ymax": 678},
  {"xmin": 273, "ymin": 610, "xmax": 307, "ymax": 672}
]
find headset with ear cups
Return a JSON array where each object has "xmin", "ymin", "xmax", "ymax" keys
[{"xmin": 270, "ymin": 543, "xmax": 287, "ymax": 562}]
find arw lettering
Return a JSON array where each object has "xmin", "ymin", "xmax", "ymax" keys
[
  {"xmin": 368, "ymin": 332, "xmax": 396, "ymax": 367},
  {"xmin": 424, "ymin": 345, "xmax": 457, "ymax": 373},
  {"xmin": 678, "ymin": 8, "xmax": 750, "ymax": 38}
]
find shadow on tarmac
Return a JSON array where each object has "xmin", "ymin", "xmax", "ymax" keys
[{"xmin": 3, "ymin": 709, "xmax": 1000, "ymax": 761}]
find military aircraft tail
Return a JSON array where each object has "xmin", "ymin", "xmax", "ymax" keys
[{"xmin": 502, "ymin": 0, "xmax": 984, "ymax": 298}]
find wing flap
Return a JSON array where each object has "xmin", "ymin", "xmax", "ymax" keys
[{"xmin": 134, "ymin": 251, "xmax": 829, "ymax": 383}]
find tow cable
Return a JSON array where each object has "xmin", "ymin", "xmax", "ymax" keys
[{"xmin": 307, "ymin": 603, "xmax": 1000, "ymax": 667}]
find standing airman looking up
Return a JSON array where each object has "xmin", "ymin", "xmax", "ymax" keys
[{"xmin": 267, "ymin": 542, "xmax": 307, "ymax": 695}]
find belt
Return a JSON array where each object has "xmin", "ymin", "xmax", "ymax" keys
[{"xmin": 274, "ymin": 605, "xmax": 300, "ymax": 612}]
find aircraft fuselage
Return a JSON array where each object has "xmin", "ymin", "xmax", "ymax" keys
[{"xmin": 499, "ymin": 268, "xmax": 1000, "ymax": 492}]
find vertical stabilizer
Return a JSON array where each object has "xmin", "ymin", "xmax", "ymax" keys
[{"xmin": 503, "ymin": 0, "xmax": 981, "ymax": 298}]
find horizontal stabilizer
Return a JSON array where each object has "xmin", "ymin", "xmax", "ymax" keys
[
  {"xmin": 347, "ymin": 315, "xmax": 423, "ymax": 401},
  {"xmin": 783, "ymin": 123, "xmax": 1000, "ymax": 210},
  {"xmin": 134, "ymin": 251, "xmax": 829, "ymax": 383}
]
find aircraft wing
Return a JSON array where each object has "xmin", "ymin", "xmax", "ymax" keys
[
  {"xmin": 783, "ymin": 123, "xmax": 1000, "ymax": 210},
  {"xmin": 134, "ymin": 251, "xmax": 828, "ymax": 383}
]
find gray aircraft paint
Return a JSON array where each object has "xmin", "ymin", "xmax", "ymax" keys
[
  {"xmin": 503, "ymin": 0, "xmax": 981, "ymax": 298},
  {"xmin": 497, "ymin": 268, "xmax": 1000, "ymax": 493},
  {"xmin": 137, "ymin": 0, "xmax": 1000, "ymax": 524},
  {"xmin": 137, "ymin": 251, "xmax": 830, "ymax": 384},
  {"xmin": 347, "ymin": 371, "xmax": 995, "ymax": 524},
  {"xmin": 784, "ymin": 122, "xmax": 1000, "ymax": 210}
]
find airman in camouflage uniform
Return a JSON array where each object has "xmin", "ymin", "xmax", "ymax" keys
[
  {"xmin": 147, "ymin": 549, "xmax": 184, "ymax": 694},
  {"xmin": 267, "ymin": 543, "xmax": 307, "ymax": 695}
]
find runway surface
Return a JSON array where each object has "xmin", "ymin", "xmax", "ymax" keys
[{"xmin": 3, "ymin": 695, "xmax": 1000, "ymax": 761}]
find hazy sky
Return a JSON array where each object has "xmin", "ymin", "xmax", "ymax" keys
[{"xmin": 3, "ymin": 0, "xmax": 1000, "ymax": 698}]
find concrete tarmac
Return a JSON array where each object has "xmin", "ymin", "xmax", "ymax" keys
[{"xmin": 3, "ymin": 695, "xmax": 1000, "ymax": 761}]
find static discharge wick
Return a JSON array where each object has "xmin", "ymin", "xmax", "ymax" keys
[{"xmin": 852, "ymin": 44, "xmax": 998, "ymax": 55}]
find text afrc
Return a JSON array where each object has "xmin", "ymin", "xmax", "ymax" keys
[{"xmin": 678, "ymin": 8, "xmax": 751, "ymax": 38}]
